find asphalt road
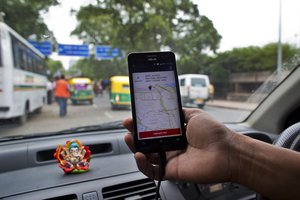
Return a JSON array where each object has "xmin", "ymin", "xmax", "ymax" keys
[{"xmin": 0, "ymin": 93, "xmax": 250, "ymax": 138}]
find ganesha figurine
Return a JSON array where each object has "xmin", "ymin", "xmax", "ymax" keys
[{"xmin": 54, "ymin": 140, "xmax": 91, "ymax": 174}]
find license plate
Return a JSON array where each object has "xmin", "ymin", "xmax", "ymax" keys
[{"xmin": 194, "ymin": 98, "xmax": 203, "ymax": 103}]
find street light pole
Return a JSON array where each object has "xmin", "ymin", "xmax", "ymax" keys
[{"xmin": 277, "ymin": 0, "xmax": 282, "ymax": 78}]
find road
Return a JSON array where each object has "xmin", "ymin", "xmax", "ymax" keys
[{"xmin": 0, "ymin": 93, "xmax": 250, "ymax": 137}]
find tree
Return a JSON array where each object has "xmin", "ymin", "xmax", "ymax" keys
[
  {"xmin": 70, "ymin": 0, "xmax": 221, "ymax": 75},
  {"xmin": 207, "ymin": 43, "xmax": 298, "ymax": 81},
  {"xmin": 0, "ymin": 0, "xmax": 59, "ymax": 39},
  {"xmin": 69, "ymin": 57, "xmax": 126, "ymax": 80},
  {"xmin": 46, "ymin": 59, "xmax": 64, "ymax": 78}
]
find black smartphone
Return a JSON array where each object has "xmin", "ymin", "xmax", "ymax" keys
[{"xmin": 127, "ymin": 51, "xmax": 187, "ymax": 153}]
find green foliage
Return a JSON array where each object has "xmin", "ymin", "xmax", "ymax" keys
[
  {"xmin": 207, "ymin": 43, "xmax": 298, "ymax": 81},
  {"xmin": 69, "ymin": 57, "xmax": 127, "ymax": 79},
  {"xmin": 46, "ymin": 59, "xmax": 64, "ymax": 77},
  {"xmin": 0, "ymin": 0, "xmax": 59, "ymax": 39},
  {"xmin": 70, "ymin": 0, "xmax": 221, "ymax": 77}
]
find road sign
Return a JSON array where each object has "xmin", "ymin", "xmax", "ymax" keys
[
  {"xmin": 28, "ymin": 40, "xmax": 52, "ymax": 56},
  {"xmin": 95, "ymin": 45, "xmax": 122, "ymax": 59},
  {"xmin": 58, "ymin": 44, "xmax": 89, "ymax": 57}
]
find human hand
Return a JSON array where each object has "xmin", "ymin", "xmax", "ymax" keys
[{"xmin": 123, "ymin": 108, "xmax": 237, "ymax": 184}]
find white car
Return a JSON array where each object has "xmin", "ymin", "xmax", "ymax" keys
[{"xmin": 178, "ymin": 74, "xmax": 210, "ymax": 108}]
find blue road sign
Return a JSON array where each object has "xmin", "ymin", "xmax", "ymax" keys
[
  {"xmin": 28, "ymin": 40, "xmax": 52, "ymax": 56},
  {"xmin": 95, "ymin": 45, "xmax": 122, "ymax": 59},
  {"xmin": 58, "ymin": 44, "xmax": 89, "ymax": 57}
]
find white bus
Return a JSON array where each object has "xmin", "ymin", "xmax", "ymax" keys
[{"xmin": 0, "ymin": 21, "xmax": 47, "ymax": 124}]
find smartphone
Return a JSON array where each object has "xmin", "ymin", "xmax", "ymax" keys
[{"xmin": 127, "ymin": 51, "xmax": 187, "ymax": 153}]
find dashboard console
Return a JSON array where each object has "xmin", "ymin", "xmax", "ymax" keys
[{"xmin": 0, "ymin": 124, "xmax": 277, "ymax": 200}]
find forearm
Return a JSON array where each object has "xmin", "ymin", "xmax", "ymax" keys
[{"xmin": 230, "ymin": 133, "xmax": 300, "ymax": 200}]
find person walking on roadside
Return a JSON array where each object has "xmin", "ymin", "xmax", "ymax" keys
[{"xmin": 54, "ymin": 74, "xmax": 70, "ymax": 117}]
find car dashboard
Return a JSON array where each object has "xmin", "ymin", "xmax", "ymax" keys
[{"xmin": 0, "ymin": 124, "xmax": 277, "ymax": 200}]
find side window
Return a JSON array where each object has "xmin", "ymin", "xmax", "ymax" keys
[
  {"xmin": 27, "ymin": 52, "xmax": 34, "ymax": 72},
  {"xmin": 19, "ymin": 47, "xmax": 25, "ymax": 70},
  {"xmin": 180, "ymin": 78, "xmax": 185, "ymax": 86},
  {"xmin": 31, "ymin": 56, "xmax": 37, "ymax": 73},
  {"xmin": 11, "ymin": 36, "xmax": 20, "ymax": 69}
]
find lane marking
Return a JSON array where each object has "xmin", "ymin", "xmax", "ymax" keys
[{"xmin": 104, "ymin": 111, "xmax": 113, "ymax": 119}]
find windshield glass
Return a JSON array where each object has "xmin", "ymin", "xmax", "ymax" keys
[{"xmin": 0, "ymin": 0, "xmax": 299, "ymax": 139}]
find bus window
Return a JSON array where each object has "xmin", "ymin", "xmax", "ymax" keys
[
  {"xmin": 19, "ymin": 47, "xmax": 25, "ymax": 70},
  {"xmin": 37, "ymin": 60, "xmax": 45, "ymax": 75},
  {"xmin": 27, "ymin": 51, "xmax": 33, "ymax": 72},
  {"xmin": 32, "ymin": 56, "xmax": 37, "ymax": 73},
  {"xmin": 11, "ymin": 36, "xmax": 20, "ymax": 69},
  {"xmin": 22, "ymin": 48, "xmax": 28, "ymax": 70}
]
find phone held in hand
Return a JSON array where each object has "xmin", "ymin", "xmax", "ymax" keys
[{"xmin": 127, "ymin": 51, "xmax": 187, "ymax": 153}]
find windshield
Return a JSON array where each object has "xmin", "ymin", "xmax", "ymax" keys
[{"xmin": 0, "ymin": 0, "xmax": 299, "ymax": 139}]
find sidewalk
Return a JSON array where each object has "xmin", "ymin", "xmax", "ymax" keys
[{"xmin": 206, "ymin": 100, "xmax": 258, "ymax": 111}]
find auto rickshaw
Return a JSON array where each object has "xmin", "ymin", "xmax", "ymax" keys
[
  {"xmin": 68, "ymin": 77, "xmax": 93, "ymax": 105},
  {"xmin": 109, "ymin": 76, "xmax": 131, "ymax": 110}
]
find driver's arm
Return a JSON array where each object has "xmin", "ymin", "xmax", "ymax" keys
[
  {"xmin": 123, "ymin": 108, "xmax": 300, "ymax": 200},
  {"xmin": 231, "ymin": 133, "xmax": 300, "ymax": 200}
]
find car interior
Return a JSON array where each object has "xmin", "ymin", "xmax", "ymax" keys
[
  {"xmin": 2, "ymin": 1, "xmax": 300, "ymax": 200},
  {"xmin": 0, "ymin": 64, "xmax": 299, "ymax": 200}
]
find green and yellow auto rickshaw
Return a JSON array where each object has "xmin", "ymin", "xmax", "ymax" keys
[
  {"xmin": 109, "ymin": 76, "xmax": 131, "ymax": 110},
  {"xmin": 68, "ymin": 77, "xmax": 93, "ymax": 105}
]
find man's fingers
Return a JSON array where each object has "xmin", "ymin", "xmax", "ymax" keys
[
  {"xmin": 135, "ymin": 152, "xmax": 160, "ymax": 180},
  {"xmin": 124, "ymin": 133, "xmax": 136, "ymax": 153},
  {"xmin": 183, "ymin": 108, "xmax": 202, "ymax": 123},
  {"xmin": 122, "ymin": 117, "xmax": 134, "ymax": 133}
]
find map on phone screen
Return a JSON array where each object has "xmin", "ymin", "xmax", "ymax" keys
[{"xmin": 132, "ymin": 70, "xmax": 182, "ymax": 140}]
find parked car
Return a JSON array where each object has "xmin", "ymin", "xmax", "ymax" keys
[{"xmin": 178, "ymin": 74, "xmax": 210, "ymax": 108}]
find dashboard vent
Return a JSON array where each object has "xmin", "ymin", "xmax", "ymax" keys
[
  {"xmin": 36, "ymin": 143, "xmax": 112, "ymax": 162},
  {"xmin": 102, "ymin": 178, "xmax": 158, "ymax": 200}
]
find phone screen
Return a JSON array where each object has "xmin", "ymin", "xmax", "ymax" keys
[
  {"xmin": 128, "ymin": 52, "xmax": 186, "ymax": 153},
  {"xmin": 132, "ymin": 70, "xmax": 182, "ymax": 140}
]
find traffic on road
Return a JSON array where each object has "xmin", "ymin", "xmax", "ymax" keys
[{"xmin": 0, "ymin": 92, "xmax": 250, "ymax": 137}]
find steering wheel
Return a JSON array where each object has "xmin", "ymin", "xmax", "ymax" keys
[
  {"xmin": 274, "ymin": 122, "xmax": 300, "ymax": 151},
  {"xmin": 257, "ymin": 122, "xmax": 300, "ymax": 200}
]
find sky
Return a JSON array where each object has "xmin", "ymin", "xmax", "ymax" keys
[{"xmin": 43, "ymin": 0, "xmax": 300, "ymax": 69}]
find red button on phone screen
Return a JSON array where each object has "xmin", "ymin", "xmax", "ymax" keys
[{"xmin": 139, "ymin": 128, "xmax": 180, "ymax": 139}]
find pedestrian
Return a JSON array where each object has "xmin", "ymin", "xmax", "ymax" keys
[
  {"xmin": 98, "ymin": 81, "xmax": 103, "ymax": 96},
  {"xmin": 93, "ymin": 81, "xmax": 99, "ymax": 96},
  {"xmin": 123, "ymin": 108, "xmax": 300, "ymax": 200},
  {"xmin": 46, "ymin": 80, "xmax": 53, "ymax": 104},
  {"xmin": 54, "ymin": 74, "xmax": 70, "ymax": 117}
]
